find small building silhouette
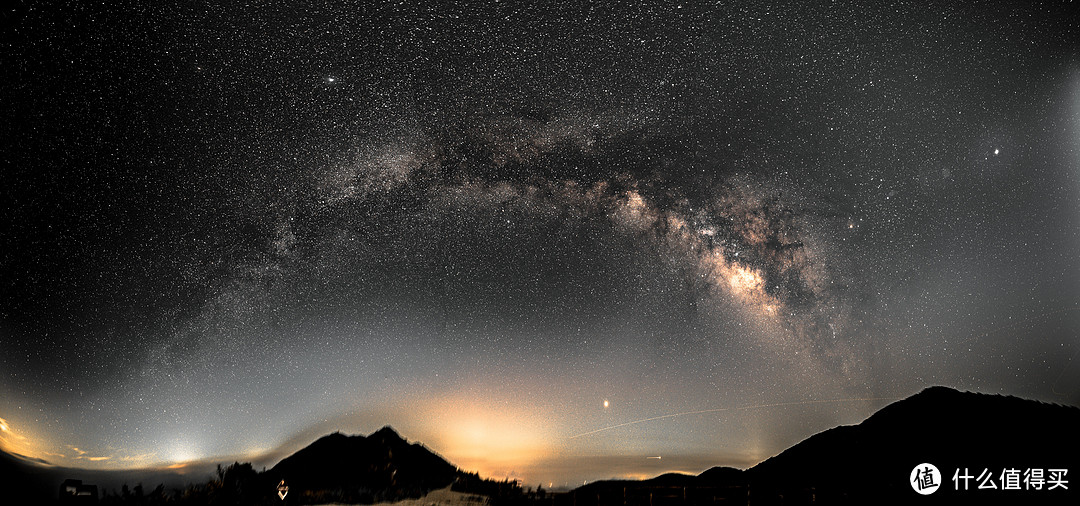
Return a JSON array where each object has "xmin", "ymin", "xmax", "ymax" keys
[{"xmin": 59, "ymin": 479, "xmax": 98, "ymax": 504}]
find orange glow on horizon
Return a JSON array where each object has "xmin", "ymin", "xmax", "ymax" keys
[
  {"xmin": 0, "ymin": 417, "xmax": 172, "ymax": 470},
  {"xmin": 0, "ymin": 416, "xmax": 40, "ymax": 460},
  {"xmin": 421, "ymin": 395, "xmax": 557, "ymax": 482}
]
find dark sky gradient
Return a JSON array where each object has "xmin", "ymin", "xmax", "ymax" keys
[{"xmin": 2, "ymin": 0, "xmax": 1079, "ymax": 487}]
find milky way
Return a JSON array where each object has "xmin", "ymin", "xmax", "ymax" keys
[{"xmin": 2, "ymin": 1, "xmax": 1079, "ymax": 486}]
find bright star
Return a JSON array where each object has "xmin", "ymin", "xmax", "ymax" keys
[{"xmin": 994, "ymin": 148, "xmax": 999, "ymax": 155}]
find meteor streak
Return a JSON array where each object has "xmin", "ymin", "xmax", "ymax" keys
[{"xmin": 568, "ymin": 397, "xmax": 899, "ymax": 439}]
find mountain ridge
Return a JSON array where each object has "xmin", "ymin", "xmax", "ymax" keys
[
  {"xmin": 574, "ymin": 386, "xmax": 1079, "ymax": 505},
  {"xmin": 268, "ymin": 424, "xmax": 459, "ymax": 499},
  {"xmin": 3, "ymin": 386, "xmax": 1077, "ymax": 504}
]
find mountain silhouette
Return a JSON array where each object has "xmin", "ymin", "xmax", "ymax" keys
[
  {"xmin": 0, "ymin": 448, "xmax": 56, "ymax": 504},
  {"xmin": 268, "ymin": 425, "xmax": 458, "ymax": 498},
  {"xmin": 571, "ymin": 387, "xmax": 1079, "ymax": 506},
  {"xmin": 741, "ymin": 386, "xmax": 1079, "ymax": 504},
  {"xmin": 4, "ymin": 388, "xmax": 1077, "ymax": 504}
]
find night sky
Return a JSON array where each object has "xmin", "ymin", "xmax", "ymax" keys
[{"xmin": 2, "ymin": 0, "xmax": 1079, "ymax": 488}]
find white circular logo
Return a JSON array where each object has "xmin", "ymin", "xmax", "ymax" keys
[{"xmin": 910, "ymin": 463, "xmax": 941, "ymax": 495}]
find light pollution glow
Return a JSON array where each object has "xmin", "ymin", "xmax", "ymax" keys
[{"xmin": 2, "ymin": 382, "xmax": 898, "ymax": 487}]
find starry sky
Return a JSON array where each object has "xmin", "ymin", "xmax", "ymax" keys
[{"xmin": 2, "ymin": 0, "xmax": 1079, "ymax": 488}]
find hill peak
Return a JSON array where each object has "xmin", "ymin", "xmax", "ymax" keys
[
  {"xmin": 269, "ymin": 426, "xmax": 456, "ymax": 496},
  {"xmin": 371, "ymin": 425, "xmax": 404, "ymax": 441}
]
